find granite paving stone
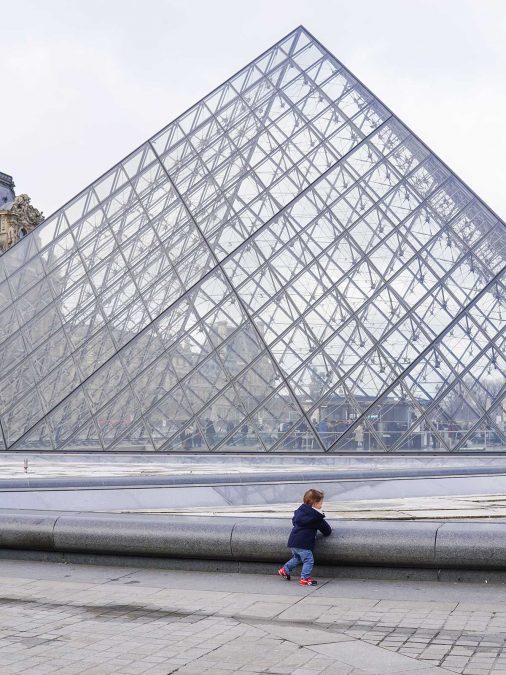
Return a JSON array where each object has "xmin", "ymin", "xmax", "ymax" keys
[{"xmin": 1, "ymin": 561, "xmax": 506, "ymax": 673}]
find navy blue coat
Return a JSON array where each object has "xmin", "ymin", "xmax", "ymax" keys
[{"xmin": 287, "ymin": 503, "xmax": 332, "ymax": 551}]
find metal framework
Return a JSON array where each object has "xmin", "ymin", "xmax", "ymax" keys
[{"xmin": 0, "ymin": 26, "xmax": 504, "ymax": 453}]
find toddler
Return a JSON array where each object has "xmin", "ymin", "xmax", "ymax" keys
[{"xmin": 278, "ymin": 488, "xmax": 332, "ymax": 586}]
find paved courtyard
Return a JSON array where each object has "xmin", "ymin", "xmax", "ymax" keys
[
  {"xmin": 139, "ymin": 494, "xmax": 506, "ymax": 520},
  {"xmin": 2, "ymin": 562, "xmax": 506, "ymax": 673}
]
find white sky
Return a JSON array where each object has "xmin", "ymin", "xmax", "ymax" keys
[{"xmin": 2, "ymin": 0, "xmax": 506, "ymax": 221}]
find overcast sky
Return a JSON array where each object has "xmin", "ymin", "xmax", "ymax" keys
[{"xmin": 2, "ymin": 0, "xmax": 506, "ymax": 221}]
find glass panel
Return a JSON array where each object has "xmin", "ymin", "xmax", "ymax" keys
[
  {"xmin": 0, "ymin": 357, "xmax": 37, "ymax": 413},
  {"xmin": 97, "ymin": 386, "xmax": 143, "ymax": 447},
  {"xmin": 48, "ymin": 387, "xmax": 94, "ymax": 448},
  {"xmin": 2, "ymin": 388, "xmax": 45, "ymax": 446},
  {"xmin": 11, "ymin": 418, "xmax": 54, "ymax": 451},
  {"xmin": 144, "ymin": 384, "xmax": 193, "ymax": 450},
  {"xmin": 39, "ymin": 357, "xmax": 80, "ymax": 413}
]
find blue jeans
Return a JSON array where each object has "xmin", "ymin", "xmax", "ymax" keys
[{"xmin": 284, "ymin": 547, "xmax": 314, "ymax": 579}]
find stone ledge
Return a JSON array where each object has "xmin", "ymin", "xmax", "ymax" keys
[{"xmin": 1, "ymin": 510, "xmax": 506, "ymax": 572}]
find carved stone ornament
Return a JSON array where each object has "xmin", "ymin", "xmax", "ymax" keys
[{"xmin": 0, "ymin": 193, "xmax": 44, "ymax": 253}]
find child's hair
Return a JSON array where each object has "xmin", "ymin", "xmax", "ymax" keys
[{"xmin": 303, "ymin": 488, "xmax": 324, "ymax": 506}]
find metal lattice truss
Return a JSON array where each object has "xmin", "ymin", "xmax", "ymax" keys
[{"xmin": 0, "ymin": 27, "xmax": 505, "ymax": 453}]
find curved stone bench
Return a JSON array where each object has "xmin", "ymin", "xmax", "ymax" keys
[{"xmin": 1, "ymin": 510, "xmax": 506, "ymax": 574}]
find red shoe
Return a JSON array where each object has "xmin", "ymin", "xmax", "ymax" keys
[
  {"xmin": 299, "ymin": 577, "xmax": 317, "ymax": 586},
  {"xmin": 278, "ymin": 567, "xmax": 291, "ymax": 580}
]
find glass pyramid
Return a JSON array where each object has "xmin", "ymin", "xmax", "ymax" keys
[{"xmin": 1, "ymin": 26, "xmax": 504, "ymax": 453}]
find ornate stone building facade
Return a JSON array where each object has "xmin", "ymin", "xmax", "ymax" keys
[{"xmin": 0, "ymin": 172, "xmax": 44, "ymax": 253}]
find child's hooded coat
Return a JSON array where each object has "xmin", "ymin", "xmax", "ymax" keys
[{"xmin": 287, "ymin": 503, "xmax": 332, "ymax": 550}]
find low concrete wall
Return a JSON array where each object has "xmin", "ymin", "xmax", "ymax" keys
[
  {"xmin": 4, "ymin": 464, "xmax": 506, "ymax": 490},
  {"xmin": 5, "ymin": 472, "xmax": 506, "ymax": 513},
  {"xmin": 2, "ymin": 510, "xmax": 506, "ymax": 572}
]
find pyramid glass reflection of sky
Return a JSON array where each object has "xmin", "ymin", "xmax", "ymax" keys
[{"xmin": 0, "ymin": 27, "xmax": 505, "ymax": 453}]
